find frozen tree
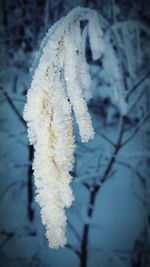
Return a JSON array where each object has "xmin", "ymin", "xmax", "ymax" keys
[{"xmin": 23, "ymin": 6, "xmax": 127, "ymax": 249}]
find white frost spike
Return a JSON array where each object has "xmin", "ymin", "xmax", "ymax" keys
[
  {"xmin": 88, "ymin": 11, "xmax": 105, "ymax": 60},
  {"xmin": 103, "ymin": 34, "xmax": 127, "ymax": 115},
  {"xmin": 79, "ymin": 24, "xmax": 92, "ymax": 101},
  {"xmin": 23, "ymin": 6, "xmax": 127, "ymax": 249},
  {"xmin": 64, "ymin": 25, "xmax": 95, "ymax": 142}
]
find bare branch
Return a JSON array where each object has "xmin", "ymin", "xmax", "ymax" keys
[
  {"xmin": 12, "ymin": 163, "xmax": 31, "ymax": 168},
  {"xmin": 81, "ymin": 181, "xmax": 91, "ymax": 190},
  {"xmin": 80, "ymin": 117, "xmax": 125, "ymax": 267},
  {"xmin": 68, "ymin": 220, "xmax": 81, "ymax": 242},
  {"xmin": 101, "ymin": 117, "xmax": 124, "ymax": 183},
  {"xmin": 116, "ymin": 160, "xmax": 146, "ymax": 188},
  {"xmin": 0, "ymin": 230, "xmax": 15, "ymax": 249},
  {"xmin": 27, "ymin": 145, "xmax": 34, "ymax": 221},
  {"xmin": 126, "ymin": 71, "xmax": 150, "ymax": 101},
  {"xmin": 127, "ymin": 90, "xmax": 146, "ymax": 115},
  {"xmin": 0, "ymin": 87, "xmax": 26, "ymax": 127},
  {"xmin": 99, "ymin": 133, "xmax": 115, "ymax": 147},
  {"xmin": 66, "ymin": 243, "xmax": 81, "ymax": 257},
  {"xmin": 122, "ymin": 112, "xmax": 150, "ymax": 147}
]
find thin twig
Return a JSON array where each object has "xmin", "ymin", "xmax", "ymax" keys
[
  {"xmin": 101, "ymin": 117, "xmax": 124, "ymax": 183},
  {"xmin": 126, "ymin": 71, "xmax": 150, "ymax": 101},
  {"xmin": 27, "ymin": 145, "xmax": 34, "ymax": 221},
  {"xmin": 116, "ymin": 160, "xmax": 146, "ymax": 187},
  {"xmin": 122, "ymin": 112, "xmax": 150, "ymax": 147},
  {"xmin": 68, "ymin": 220, "xmax": 81, "ymax": 242},
  {"xmin": 99, "ymin": 133, "xmax": 115, "ymax": 147},
  {"xmin": 0, "ymin": 230, "xmax": 15, "ymax": 249},
  {"xmin": 127, "ymin": 90, "xmax": 146, "ymax": 115},
  {"xmin": 81, "ymin": 181, "xmax": 91, "ymax": 190},
  {"xmin": 80, "ymin": 117, "xmax": 125, "ymax": 267},
  {"xmin": 66, "ymin": 243, "xmax": 81, "ymax": 257},
  {"xmin": 0, "ymin": 87, "xmax": 26, "ymax": 127}
]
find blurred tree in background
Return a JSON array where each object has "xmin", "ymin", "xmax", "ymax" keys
[{"xmin": 0, "ymin": 1, "xmax": 150, "ymax": 267}]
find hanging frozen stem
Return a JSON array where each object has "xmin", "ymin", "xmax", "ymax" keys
[
  {"xmin": 102, "ymin": 33, "xmax": 127, "ymax": 115},
  {"xmin": 23, "ymin": 6, "xmax": 127, "ymax": 249}
]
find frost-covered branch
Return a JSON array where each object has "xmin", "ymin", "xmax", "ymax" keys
[{"xmin": 23, "ymin": 6, "xmax": 127, "ymax": 248}]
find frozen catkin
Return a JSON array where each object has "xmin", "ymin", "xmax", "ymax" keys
[{"xmin": 23, "ymin": 6, "xmax": 127, "ymax": 249}]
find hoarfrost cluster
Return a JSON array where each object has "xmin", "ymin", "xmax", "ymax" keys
[{"xmin": 23, "ymin": 7, "xmax": 127, "ymax": 248}]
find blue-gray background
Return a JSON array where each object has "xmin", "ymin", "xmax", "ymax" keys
[{"xmin": 0, "ymin": 1, "xmax": 150, "ymax": 267}]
